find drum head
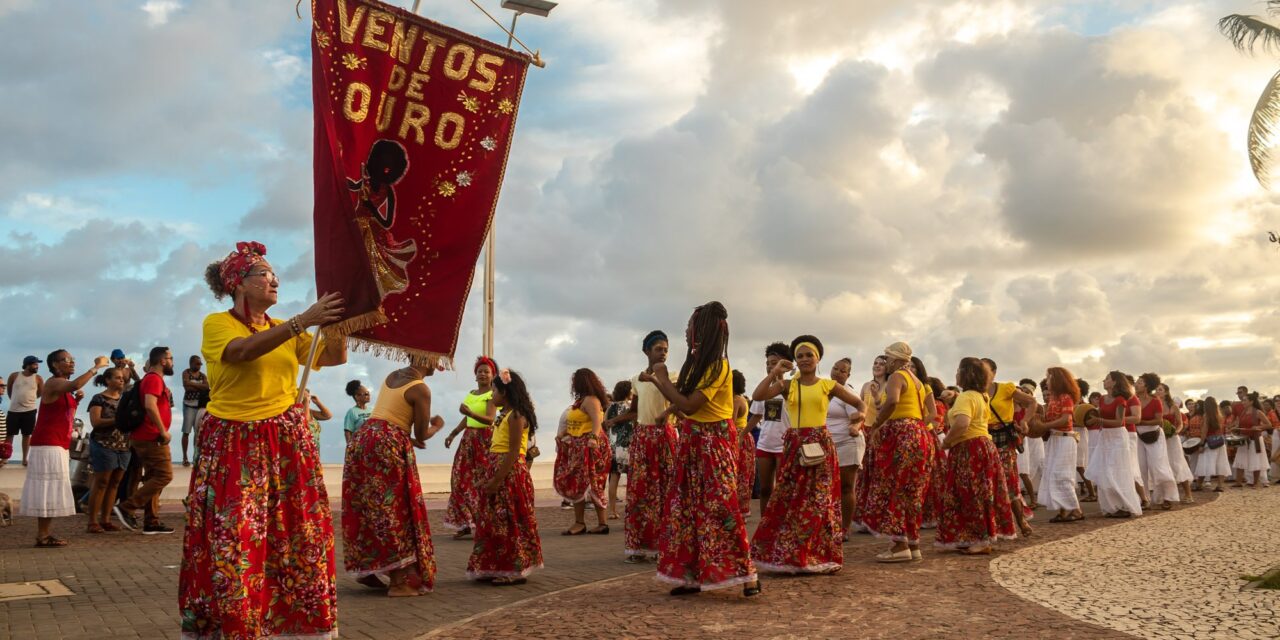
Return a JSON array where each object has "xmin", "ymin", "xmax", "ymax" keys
[{"xmin": 1181, "ymin": 437, "xmax": 1202, "ymax": 450}]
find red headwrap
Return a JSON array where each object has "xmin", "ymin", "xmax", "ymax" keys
[
  {"xmin": 219, "ymin": 241, "xmax": 268, "ymax": 295},
  {"xmin": 474, "ymin": 356, "xmax": 498, "ymax": 375}
]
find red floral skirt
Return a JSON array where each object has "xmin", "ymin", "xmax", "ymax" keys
[
  {"xmin": 625, "ymin": 423, "xmax": 678, "ymax": 559},
  {"xmin": 737, "ymin": 428, "xmax": 756, "ymax": 515},
  {"xmin": 657, "ymin": 419, "xmax": 756, "ymax": 591},
  {"xmin": 467, "ymin": 451, "xmax": 543, "ymax": 579},
  {"xmin": 750, "ymin": 428, "xmax": 842, "ymax": 573},
  {"xmin": 851, "ymin": 431, "xmax": 879, "ymax": 529},
  {"xmin": 340, "ymin": 418, "xmax": 435, "ymax": 593},
  {"xmin": 861, "ymin": 418, "xmax": 934, "ymax": 544},
  {"xmin": 444, "ymin": 427, "xmax": 492, "ymax": 531},
  {"xmin": 921, "ymin": 433, "xmax": 944, "ymax": 528},
  {"xmin": 935, "ymin": 436, "xmax": 1018, "ymax": 548},
  {"xmin": 998, "ymin": 445, "xmax": 1034, "ymax": 523},
  {"xmin": 553, "ymin": 433, "xmax": 609, "ymax": 508},
  {"xmin": 179, "ymin": 405, "xmax": 337, "ymax": 640}
]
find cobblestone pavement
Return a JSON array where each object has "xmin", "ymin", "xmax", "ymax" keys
[
  {"xmin": 991, "ymin": 487, "xmax": 1280, "ymax": 640},
  {"xmin": 0, "ymin": 487, "xmax": 1251, "ymax": 639}
]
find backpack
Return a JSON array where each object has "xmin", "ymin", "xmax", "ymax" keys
[{"xmin": 114, "ymin": 382, "xmax": 147, "ymax": 433}]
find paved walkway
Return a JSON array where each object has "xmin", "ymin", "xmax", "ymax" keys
[
  {"xmin": 0, "ymin": 484, "xmax": 1268, "ymax": 639},
  {"xmin": 991, "ymin": 487, "xmax": 1280, "ymax": 640}
]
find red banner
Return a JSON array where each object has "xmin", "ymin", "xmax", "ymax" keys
[{"xmin": 311, "ymin": 0, "xmax": 530, "ymax": 366}]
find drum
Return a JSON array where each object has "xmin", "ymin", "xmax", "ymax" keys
[
  {"xmin": 1224, "ymin": 434, "xmax": 1248, "ymax": 447},
  {"xmin": 1182, "ymin": 437, "xmax": 1203, "ymax": 454}
]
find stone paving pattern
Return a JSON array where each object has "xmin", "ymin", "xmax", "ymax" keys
[{"xmin": 991, "ymin": 488, "xmax": 1280, "ymax": 640}]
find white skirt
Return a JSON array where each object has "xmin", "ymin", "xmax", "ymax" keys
[
  {"xmin": 1074, "ymin": 426, "xmax": 1089, "ymax": 469},
  {"xmin": 1135, "ymin": 428, "xmax": 1179, "ymax": 504},
  {"xmin": 18, "ymin": 446, "xmax": 76, "ymax": 518},
  {"xmin": 1084, "ymin": 428, "xmax": 1143, "ymax": 516},
  {"xmin": 1018, "ymin": 436, "xmax": 1044, "ymax": 480},
  {"xmin": 1232, "ymin": 438, "xmax": 1270, "ymax": 474},
  {"xmin": 1271, "ymin": 433, "xmax": 1280, "ymax": 479},
  {"xmin": 1036, "ymin": 434, "xmax": 1079, "ymax": 512},
  {"xmin": 1127, "ymin": 432, "xmax": 1144, "ymax": 487},
  {"xmin": 1164, "ymin": 433, "xmax": 1195, "ymax": 484},
  {"xmin": 1194, "ymin": 444, "xmax": 1231, "ymax": 478},
  {"xmin": 1087, "ymin": 428, "xmax": 1101, "ymax": 470},
  {"xmin": 829, "ymin": 429, "xmax": 865, "ymax": 468}
]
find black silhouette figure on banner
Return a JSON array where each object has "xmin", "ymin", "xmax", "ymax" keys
[{"xmin": 347, "ymin": 139, "xmax": 418, "ymax": 299}]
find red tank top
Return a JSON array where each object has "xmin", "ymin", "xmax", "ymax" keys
[
  {"xmin": 1140, "ymin": 397, "xmax": 1163, "ymax": 423},
  {"xmin": 30, "ymin": 392, "xmax": 77, "ymax": 449},
  {"xmin": 1099, "ymin": 396, "xmax": 1127, "ymax": 428}
]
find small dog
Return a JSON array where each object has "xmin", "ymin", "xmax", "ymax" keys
[{"xmin": 0, "ymin": 492, "xmax": 12, "ymax": 526}]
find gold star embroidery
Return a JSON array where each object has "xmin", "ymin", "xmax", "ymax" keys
[
  {"xmin": 341, "ymin": 53, "xmax": 367, "ymax": 70},
  {"xmin": 314, "ymin": 31, "xmax": 331, "ymax": 49},
  {"xmin": 497, "ymin": 98, "xmax": 514, "ymax": 114},
  {"xmin": 458, "ymin": 91, "xmax": 480, "ymax": 113},
  {"xmin": 438, "ymin": 181, "xmax": 457, "ymax": 197}
]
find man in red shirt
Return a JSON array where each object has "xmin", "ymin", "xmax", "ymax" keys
[
  {"xmin": 115, "ymin": 347, "xmax": 175, "ymax": 534},
  {"xmin": 1234, "ymin": 386, "xmax": 1249, "ymax": 419}
]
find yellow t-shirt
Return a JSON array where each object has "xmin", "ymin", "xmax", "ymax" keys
[
  {"xmin": 785, "ymin": 378, "xmax": 837, "ymax": 428},
  {"xmin": 564, "ymin": 406, "xmax": 594, "ymax": 437},
  {"xmin": 946, "ymin": 390, "xmax": 990, "ymax": 446},
  {"xmin": 490, "ymin": 411, "xmax": 528, "ymax": 456},
  {"xmin": 630, "ymin": 373, "xmax": 672, "ymax": 425},
  {"xmin": 464, "ymin": 390, "xmax": 493, "ymax": 428},
  {"xmin": 883, "ymin": 370, "xmax": 926, "ymax": 421},
  {"xmin": 986, "ymin": 382, "xmax": 1017, "ymax": 428},
  {"xmin": 687, "ymin": 360, "xmax": 733, "ymax": 423},
  {"xmin": 202, "ymin": 311, "xmax": 320, "ymax": 422}
]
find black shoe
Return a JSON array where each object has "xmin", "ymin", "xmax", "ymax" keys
[
  {"xmin": 142, "ymin": 522, "xmax": 175, "ymax": 535},
  {"xmin": 744, "ymin": 579, "xmax": 762, "ymax": 597},
  {"xmin": 114, "ymin": 506, "xmax": 139, "ymax": 531}
]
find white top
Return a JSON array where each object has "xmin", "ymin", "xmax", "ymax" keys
[
  {"xmin": 826, "ymin": 382, "xmax": 862, "ymax": 444},
  {"xmin": 10, "ymin": 372, "xmax": 38, "ymax": 412},
  {"xmin": 751, "ymin": 394, "xmax": 790, "ymax": 453},
  {"xmin": 630, "ymin": 373, "xmax": 672, "ymax": 425}
]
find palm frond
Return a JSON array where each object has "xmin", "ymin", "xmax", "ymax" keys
[
  {"xmin": 1248, "ymin": 70, "xmax": 1280, "ymax": 187},
  {"xmin": 1219, "ymin": 14, "xmax": 1280, "ymax": 55}
]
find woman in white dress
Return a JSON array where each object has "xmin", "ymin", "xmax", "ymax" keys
[
  {"xmin": 1231, "ymin": 392, "xmax": 1272, "ymax": 488},
  {"xmin": 1193, "ymin": 398, "xmax": 1230, "ymax": 492},
  {"xmin": 1133, "ymin": 373, "xmax": 1179, "ymax": 511},
  {"xmin": 1034, "ymin": 368, "xmax": 1083, "ymax": 523},
  {"xmin": 825, "ymin": 358, "xmax": 864, "ymax": 540},
  {"xmin": 1156, "ymin": 384, "xmax": 1194, "ymax": 503},
  {"xmin": 1017, "ymin": 380, "xmax": 1045, "ymax": 507},
  {"xmin": 1085, "ymin": 372, "xmax": 1143, "ymax": 518}
]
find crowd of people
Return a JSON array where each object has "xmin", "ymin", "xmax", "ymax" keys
[{"xmin": 3, "ymin": 241, "xmax": 1278, "ymax": 640}]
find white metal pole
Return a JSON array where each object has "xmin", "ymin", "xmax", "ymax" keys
[{"xmin": 482, "ymin": 11, "xmax": 519, "ymax": 358}]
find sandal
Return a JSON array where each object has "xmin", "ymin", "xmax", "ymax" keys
[
  {"xmin": 452, "ymin": 527, "xmax": 472, "ymax": 540},
  {"xmin": 875, "ymin": 549, "xmax": 913, "ymax": 563},
  {"xmin": 35, "ymin": 536, "xmax": 68, "ymax": 548},
  {"xmin": 1049, "ymin": 515, "xmax": 1067, "ymax": 523},
  {"xmin": 562, "ymin": 523, "xmax": 587, "ymax": 536},
  {"xmin": 587, "ymin": 525, "xmax": 610, "ymax": 535},
  {"xmin": 100, "ymin": 521, "xmax": 121, "ymax": 532},
  {"xmin": 1066, "ymin": 512, "xmax": 1085, "ymax": 522},
  {"xmin": 87, "ymin": 523, "xmax": 105, "ymax": 534},
  {"xmin": 743, "ymin": 580, "xmax": 762, "ymax": 597},
  {"xmin": 1019, "ymin": 524, "xmax": 1034, "ymax": 538}
]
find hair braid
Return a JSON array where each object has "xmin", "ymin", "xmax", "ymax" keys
[{"xmin": 678, "ymin": 301, "xmax": 729, "ymax": 395}]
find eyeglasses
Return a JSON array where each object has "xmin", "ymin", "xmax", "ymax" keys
[{"xmin": 246, "ymin": 270, "xmax": 276, "ymax": 280}]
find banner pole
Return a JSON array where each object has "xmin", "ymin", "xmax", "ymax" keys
[
  {"xmin": 295, "ymin": 326, "xmax": 324, "ymax": 404},
  {"xmin": 481, "ymin": 13, "xmax": 519, "ymax": 359}
]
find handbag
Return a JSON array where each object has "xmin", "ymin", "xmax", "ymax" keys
[
  {"xmin": 793, "ymin": 378, "xmax": 827, "ymax": 466},
  {"xmin": 1137, "ymin": 429, "xmax": 1161, "ymax": 445},
  {"xmin": 988, "ymin": 393, "xmax": 1020, "ymax": 451},
  {"xmin": 1206, "ymin": 434, "xmax": 1225, "ymax": 450}
]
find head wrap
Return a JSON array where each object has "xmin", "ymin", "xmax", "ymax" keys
[
  {"xmin": 475, "ymin": 356, "xmax": 498, "ymax": 375},
  {"xmin": 219, "ymin": 241, "xmax": 268, "ymax": 295},
  {"xmin": 794, "ymin": 341, "xmax": 822, "ymax": 360},
  {"xmin": 884, "ymin": 341, "xmax": 912, "ymax": 362},
  {"xmin": 642, "ymin": 330, "xmax": 668, "ymax": 352}
]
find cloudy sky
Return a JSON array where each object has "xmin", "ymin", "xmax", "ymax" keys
[{"xmin": 2, "ymin": 0, "xmax": 1278, "ymax": 463}]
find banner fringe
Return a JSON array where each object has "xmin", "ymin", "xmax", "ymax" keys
[
  {"xmin": 345, "ymin": 336, "xmax": 454, "ymax": 370},
  {"xmin": 321, "ymin": 310, "xmax": 388, "ymax": 341}
]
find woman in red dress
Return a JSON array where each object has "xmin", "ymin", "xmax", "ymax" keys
[
  {"xmin": 851, "ymin": 355, "xmax": 888, "ymax": 533},
  {"xmin": 553, "ymin": 368, "xmax": 611, "ymax": 535},
  {"xmin": 641, "ymin": 301, "xmax": 760, "ymax": 596},
  {"xmin": 180, "ymin": 242, "xmax": 347, "ymax": 639},
  {"xmin": 732, "ymin": 370, "xmax": 755, "ymax": 516},
  {"xmin": 342, "ymin": 364, "xmax": 446, "ymax": 596},
  {"xmin": 618, "ymin": 331, "xmax": 678, "ymax": 562},
  {"xmin": 468, "ymin": 369, "xmax": 543, "ymax": 584}
]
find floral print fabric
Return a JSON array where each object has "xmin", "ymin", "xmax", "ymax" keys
[
  {"xmin": 656, "ymin": 420, "xmax": 756, "ymax": 591},
  {"xmin": 468, "ymin": 451, "xmax": 543, "ymax": 579},
  {"xmin": 935, "ymin": 436, "xmax": 1017, "ymax": 548},
  {"xmin": 445, "ymin": 427, "xmax": 492, "ymax": 531},
  {"xmin": 750, "ymin": 428, "xmax": 842, "ymax": 573},
  {"xmin": 179, "ymin": 405, "xmax": 337, "ymax": 640},
  {"xmin": 625, "ymin": 423, "xmax": 678, "ymax": 558},
  {"xmin": 341, "ymin": 418, "xmax": 435, "ymax": 593},
  {"xmin": 736, "ymin": 428, "xmax": 756, "ymax": 515},
  {"xmin": 553, "ymin": 432, "xmax": 609, "ymax": 508},
  {"xmin": 860, "ymin": 418, "xmax": 934, "ymax": 544}
]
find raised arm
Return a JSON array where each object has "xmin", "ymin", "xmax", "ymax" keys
[
  {"xmin": 222, "ymin": 293, "xmax": 345, "ymax": 364},
  {"xmin": 640, "ymin": 364, "xmax": 710, "ymax": 416}
]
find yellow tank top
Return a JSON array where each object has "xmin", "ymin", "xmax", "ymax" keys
[
  {"xmin": 490, "ymin": 411, "xmax": 528, "ymax": 456},
  {"xmin": 565, "ymin": 406, "xmax": 594, "ymax": 437},
  {"xmin": 464, "ymin": 390, "xmax": 493, "ymax": 428},
  {"xmin": 880, "ymin": 370, "xmax": 925, "ymax": 421},
  {"xmin": 785, "ymin": 378, "xmax": 837, "ymax": 428},
  {"xmin": 369, "ymin": 378, "xmax": 424, "ymax": 428}
]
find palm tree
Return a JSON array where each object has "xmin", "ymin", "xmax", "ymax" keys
[{"xmin": 1220, "ymin": 4, "xmax": 1280, "ymax": 187}]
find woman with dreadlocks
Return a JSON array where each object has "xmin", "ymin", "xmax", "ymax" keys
[{"xmin": 641, "ymin": 302, "xmax": 760, "ymax": 597}]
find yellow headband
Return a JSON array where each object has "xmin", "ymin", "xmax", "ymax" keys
[{"xmin": 795, "ymin": 342, "xmax": 821, "ymax": 360}]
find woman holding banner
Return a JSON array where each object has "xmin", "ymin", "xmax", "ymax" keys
[{"xmin": 180, "ymin": 241, "xmax": 347, "ymax": 639}]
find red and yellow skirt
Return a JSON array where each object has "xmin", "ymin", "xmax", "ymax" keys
[
  {"xmin": 921, "ymin": 433, "xmax": 945, "ymax": 529},
  {"xmin": 750, "ymin": 428, "xmax": 842, "ymax": 574},
  {"xmin": 179, "ymin": 405, "xmax": 337, "ymax": 640},
  {"xmin": 553, "ymin": 432, "xmax": 609, "ymax": 508},
  {"xmin": 851, "ymin": 430, "xmax": 879, "ymax": 530},
  {"xmin": 736, "ymin": 427, "xmax": 756, "ymax": 515},
  {"xmin": 341, "ymin": 418, "xmax": 435, "ymax": 593},
  {"xmin": 657, "ymin": 419, "xmax": 756, "ymax": 591},
  {"xmin": 935, "ymin": 436, "xmax": 1018, "ymax": 548},
  {"xmin": 998, "ymin": 444, "xmax": 1035, "ymax": 523},
  {"xmin": 467, "ymin": 451, "xmax": 543, "ymax": 579},
  {"xmin": 861, "ymin": 418, "xmax": 934, "ymax": 545},
  {"xmin": 625, "ymin": 422, "xmax": 678, "ymax": 559},
  {"xmin": 444, "ymin": 427, "xmax": 493, "ymax": 531}
]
